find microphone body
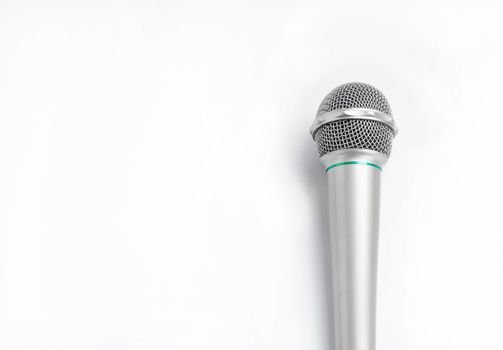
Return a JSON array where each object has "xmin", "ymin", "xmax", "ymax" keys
[
  {"xmin": 310, "ymin": 83, "xmax": 397, "ymax": 350},
  {"xmin": 323, "ymin": 150, "xmax": 387, "ymax": 350}
]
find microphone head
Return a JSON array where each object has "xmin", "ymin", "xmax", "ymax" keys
[{"xmin": 312, "ymin": 82, "xmax": 397, "ymax": 158}]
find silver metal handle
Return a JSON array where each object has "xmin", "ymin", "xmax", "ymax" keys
[{"xmin": 325, "ymin": 151, "xmax": 383, "ymax": 350}]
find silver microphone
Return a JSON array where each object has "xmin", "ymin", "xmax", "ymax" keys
[{"xmin": 310, "ymin": 82, "xmax": 397, "ymax": 350}]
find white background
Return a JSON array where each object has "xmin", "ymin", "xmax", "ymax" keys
[{"xmin": 1, "ymin": 0, "xmax": 503, "ymax": 349}]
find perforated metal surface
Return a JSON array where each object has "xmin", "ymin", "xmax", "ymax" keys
[
  {"xmin": 314, "ymin": 119, "xmax": 394, "ymax": 157},
  {"xmin": 316, "ymin": 82, "xmax": 392, "ymax": 117}
]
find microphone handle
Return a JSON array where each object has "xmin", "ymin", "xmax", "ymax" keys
[{"xmin": 326, "ymin": 157, "xmax": 382, "ymax": 350}]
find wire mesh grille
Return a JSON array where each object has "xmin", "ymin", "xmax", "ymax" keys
[
  {"xmin": 314, "ymin": 119, "xmax": 394, "ymax": 157},
  {"xmin": 316, "ymin": 82, "xmax": 392, "ymax": 117}
]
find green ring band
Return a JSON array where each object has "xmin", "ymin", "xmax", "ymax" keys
[{"xmin": 326, "ymin": 161, "xmax": 382, "ymax": 173}]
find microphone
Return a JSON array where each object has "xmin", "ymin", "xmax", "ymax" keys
[{"xmin": 310, "ymin": 82, "xmax": 397, "ymax": 350}]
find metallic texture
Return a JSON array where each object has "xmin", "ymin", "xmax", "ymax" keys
[
  {"xmin": 311, "ymin": 82, "xmax": 397, "ymax": 350},
  {"xmin": 312, "ymin": 83, "xmax": 396, "ymax": 159},
  {"xmin": 315, "ymin": 119, "xmax": 394, "ymax": 158},
  {"xmin": 309, "ymin": 108, "xmax": 397, "ymax": 138},
  {"xmin": 327, "ymin": 154, "xmax": 381, "ymax": 350},
  {"xmin": 317, "ymin": 82, "xmax": 392, "ymax": 117}
]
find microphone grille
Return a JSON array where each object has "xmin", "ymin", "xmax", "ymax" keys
[
  {"xmin": 314, "ymin": 119, "xmax": 394, "ymax": 157},
  {"xmin": 316, "ymin": 82, "xmax": 392, "ymax": 117}
]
